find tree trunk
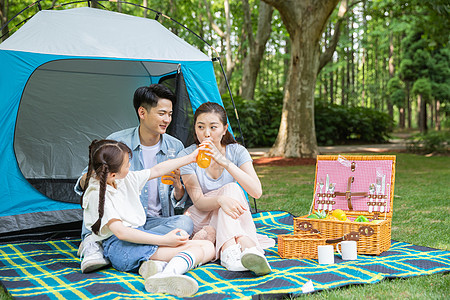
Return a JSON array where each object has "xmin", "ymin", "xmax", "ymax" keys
[
  {"xmin": 399, "ymin": 107, "xmax": 405, "ymax": 129},
  {"xmin": 89, "ymin": 0, "xmax": 99, "ymax": 8},
  {"xmin": 362, "ymin": 47, "xmax": 366, "ymax": 107},
  {"xmin": 346, "ymin": 20, "xmax": 351, "ymax": 106},
  {"xmin": 361, "ymin": 0, "xmax": 366, "ymax": 107},
  {"xmin": 387, "ymin": 10, "xmax": 394, "ymax": 118},
  {"xmin": 418, "ymin": 94, "xmax": 428, "ymax": 133},
  {"xmin": 283, "ymin": 36, "xmax": 290, "ymax": 84},
  {"xmin": 330, "ymin": 67, "xmax": 334, "ymax": 104},
  {"xmin": 429, "ymin": 102, "xmax": 434, "ymax": 129},
  {"xmin": 0, "ymin": 0, "xmax": 8, "ymax": 42},
  {"xmin": 143, "ymin": 0, "xmax": 148, "ymax": 18},
  {"xmin": 240, "ymin": 1, "xmax": 274, "ymax": 100},
  {"xmin": 350, "ymin": 14, "xmax": 355, "ymax": 105},
  {"xmin": 218, "ymin": 0, "xmax": 236, "ymax": 95},
  {"xmin": 341, "ymin": 63, "xmax": 345, "ymax": 105},
  {"xmin": 436, "ymin": 100, "xmax": 441, "ymax": 130},
  {"xmin": 263, "ymin": 0, "xmax": 340, "ymax": 158},
  {"xmin": 406, "ymin": 84, "xmax": 411, "ymax": 129}
]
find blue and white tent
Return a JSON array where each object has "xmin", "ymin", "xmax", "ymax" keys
[{"xmin": 0, "ymin": 7, "xmax": 224, "ymax": 234}]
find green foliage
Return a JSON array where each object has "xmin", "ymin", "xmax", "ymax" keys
[
  {"xmin": 315, "ymin": 101, "xmax": 394, "ymax": 146},
  {"xmin": 407, "ymin": 130, "xmax": 450, "ymax": 154},
  {"xmin": 224, "ymin": 90, "xmax": 394, "ymax": 147},
  {"xmin": 222, "ymin": 90, "xmax": 283, "ymax": 148},
  {"xmin": 387, "ymin": 76, "xmax": 406, "ymax": 108},
  {"xmin": 412, "ymin": 78, "xmax": 432, "ymax": 100}
]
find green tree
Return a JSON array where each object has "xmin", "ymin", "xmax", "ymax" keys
[
  {"xmin": 412, "ymin": 78, "xmax": 432, "ymax": 133},
  {"xmin": 262, "ymin": 0, "xmax": 340, "ymax": 158},
  {"xmin": 387, "ymin": 76, "xmax": 406, "ymax": 128}
]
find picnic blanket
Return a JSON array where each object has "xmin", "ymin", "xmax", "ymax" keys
[{"xmin": 0, "ymin": 211, "xmax": 449, "ymax": 299}]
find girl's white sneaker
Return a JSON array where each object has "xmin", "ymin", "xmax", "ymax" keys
[
  {"xmin": 144, "ymin": 273, "xmax": 198, "ymax": 297},
  {"xmin": 138, "ymin": 260, "xmax": 168, "ymax": 279}
]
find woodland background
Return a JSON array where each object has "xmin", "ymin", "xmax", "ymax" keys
[{"xmin": 1, "ymin": 0, "xmax": 449, "ymax": 156}]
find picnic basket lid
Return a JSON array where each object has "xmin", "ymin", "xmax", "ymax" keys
[{"xmin": 311, "ymin": 155, "xmax": 396, "ymax": 220}]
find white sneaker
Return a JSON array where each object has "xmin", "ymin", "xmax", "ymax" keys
[
  {"xmin": 144, "ymin": 273, "xmax": 198, "ymax": 297},
  {"xmin": 220, "ymin": 244, "xmax": 248, "ymax": 272},
  {"xmin": 80, "ymin": 234, "xmax": 110, "ymax": 273},
  {"xmin": 139, "ymin": 260, "xmax": 168, "ymax": 279},
  {"xmin": 77, "ymin": 241, "xmax": 83, "ymax": 257},
  {"xmin": 240, "ymin": 247, "xmax": 272, "ymax": 276}
]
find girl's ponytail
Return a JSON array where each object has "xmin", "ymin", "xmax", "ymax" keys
[
  {"xmin": 80, "ymin": 140, "xmax": 98, "ymax": 207},
  {"xmin": 91, "ymin": 163, "xmax": 108, "ymax": 235},
  {"xmin": 81, "ymin": 139, "xmax": 132, "ymax": 235}
]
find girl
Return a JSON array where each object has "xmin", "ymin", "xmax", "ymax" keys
[
  {"xmin": 81, "ymin": 139, "xmax": 214, "ymax": 297},
  {"xmin": 179, "ymin": 102, "xmax": 275, "ymax": 276}
]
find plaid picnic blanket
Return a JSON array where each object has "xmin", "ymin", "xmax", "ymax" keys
[{"xmin": 0, "ymin": 211, "xmax": 449, "ymax": 299}]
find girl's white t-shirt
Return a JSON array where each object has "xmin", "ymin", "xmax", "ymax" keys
[{"xmin": 82, "ymin": 169, "xmax": 151, "ymax": 241}]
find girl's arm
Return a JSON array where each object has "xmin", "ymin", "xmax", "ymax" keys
[
  {"xmin": 107, "ymin": 219, "xmax": 188, "ymax": 247},
  {"xmin": 148, "ymin": 147, "xmax": 203, "ymax": 180}
]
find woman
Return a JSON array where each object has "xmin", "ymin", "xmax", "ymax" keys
[{"xmin": 179, "ymin": 102, "xmax": 274, "ymax": 276}]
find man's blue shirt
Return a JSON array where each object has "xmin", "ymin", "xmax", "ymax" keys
[{"xmin": 75, "ymin": 126, "xmax": 188, "ymax": 217}]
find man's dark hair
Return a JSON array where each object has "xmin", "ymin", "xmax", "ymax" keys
[{"xmin": 133, "ymin": 84, "xmax": 175, "ymax": 118}]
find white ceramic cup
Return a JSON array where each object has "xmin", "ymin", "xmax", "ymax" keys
[
  {"xmin": 336, "ymin": 240, "xmax": 358, "ymax": 260},
  {"xmin": 317, "ymin": 245, "xmax": 334, "ymax": 265}
]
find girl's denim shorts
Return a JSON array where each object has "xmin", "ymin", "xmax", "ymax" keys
[{"xmin": 102, "ymin": 227, "xmax": 161, "ymax": 272}]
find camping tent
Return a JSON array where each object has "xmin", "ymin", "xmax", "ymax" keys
[{"xmin": 0, "ymin": 7, "xmax": 224, "ymax": 235}]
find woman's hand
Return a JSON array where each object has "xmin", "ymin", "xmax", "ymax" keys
[
  {"xmin": 188, "ymin": 145, "xmax": 208, "ymax": 164},
  {"xmin": 200, "ymin": 139, "xmax": 230, "ymax": 168},
  {"xmin": 160, "ymin": 229, "xmax": 189, "ymax": 247},
  {"xmin": 217, "ymin": 196, "xmax": 247, "ymax": 219}
]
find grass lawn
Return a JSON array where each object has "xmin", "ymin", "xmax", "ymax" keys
[
  {"xmin": 254, "ymin": 152, "xmax": 449, "ymax": 299},
  {"xmin": 1, "ymin": 153, "xmax": 448, "ymax": 299}
]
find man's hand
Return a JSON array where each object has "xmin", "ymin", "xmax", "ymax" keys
[{"xmin": 172, "ymin": 169, "xmax": 185, "ymax": 200}]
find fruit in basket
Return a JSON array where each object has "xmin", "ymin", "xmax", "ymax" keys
[
  {"xmin": 307, "ymin": 210, "xmax": 327, "ymax": 219},
  {"xmin": 355, "ymin": 215, "xmax": 369, "ymax": 222},
  {"xmin": 315, "ymin": 210, "xmax": 327, "ymax": 219},
  {"xmin": 306, "ymin": 214, "xmax": 319, "ymax": 219},
  {"xmin": 331, "ymin": 209, "xmax": 347, "ymax": 221},
  {"xmin": 325, "ymin": 214, "xmax": 338, "ymax": 220}
]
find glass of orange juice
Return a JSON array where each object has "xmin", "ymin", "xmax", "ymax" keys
[
  {"xmin": 162, "ymin": 148, "xmax": 176, "ymax": 185},
  {"xmin": 197, "ymin": 149, "xmax": 211, "ymax": 168}
]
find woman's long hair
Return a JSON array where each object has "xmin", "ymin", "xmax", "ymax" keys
[
  {"xmin": 193, "ymin": 102, "xmax": 236, "ymax": 146},
  {"xmin": 81, "ymin": 139, "xmax": 132, "ymax": 235}
]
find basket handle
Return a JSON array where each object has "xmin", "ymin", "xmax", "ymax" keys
[
  {"xmin": 325, "ymin": 231, "xmax": 360, "ymax": 244},
  {"xmin": 334, "ymin": 176, "xmax": 368, "ymax": 211}
]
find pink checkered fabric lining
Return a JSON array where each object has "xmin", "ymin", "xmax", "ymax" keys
[{"xmin": 314, "ymin": 159, "xmax": 393, "ymax": 213}]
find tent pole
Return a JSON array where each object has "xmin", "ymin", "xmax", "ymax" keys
[
  {"xmin": 214, "ymin": 57, "xmax": 258, "ymax": 213},
  {"xmin": 214, "ymin": 57, "xmax": 245, "ymax": 148}
]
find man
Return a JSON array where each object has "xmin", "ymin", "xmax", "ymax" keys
[{"xmin": 75, "ymin": 84, "xmax": 193, "ymax": 273}]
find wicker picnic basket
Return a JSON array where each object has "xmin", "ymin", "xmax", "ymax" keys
[
  {"xmin": 294, "ymin": 155, "xmax": 396, "ymax": 255},
  {"xmin": 278, "ymin": 233, "xmax": 326, "ymax": 259}
]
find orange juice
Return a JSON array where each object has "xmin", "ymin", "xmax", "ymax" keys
[
  {"xmin": 161, "ymin": 173, "xmax": 174, "ymax": 185},
  {"xmin": 162, "ymin": 148, "xmax": 176, "ymax": 184},
  {"xmin": 197, "ymin": 150, "xmax": 211, "ymax": 168}
]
